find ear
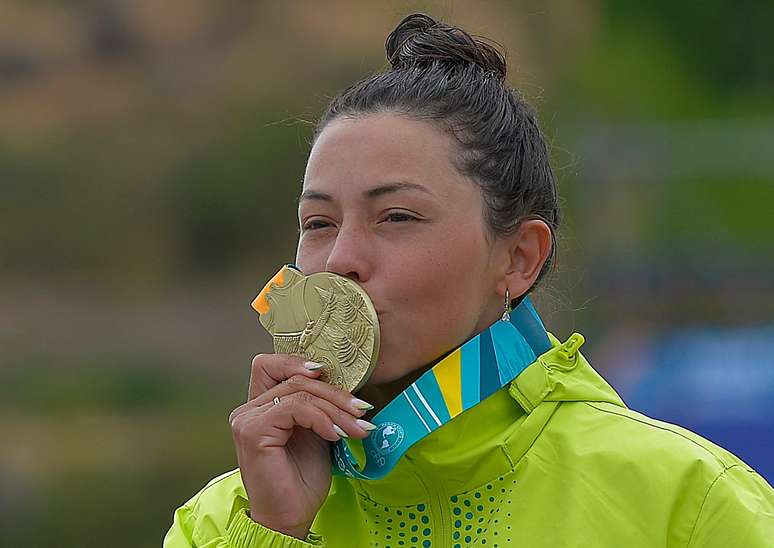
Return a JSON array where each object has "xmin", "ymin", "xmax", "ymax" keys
[{"xmin": 495, "ymin": 219, "xmax": 553, "ymax": 299}]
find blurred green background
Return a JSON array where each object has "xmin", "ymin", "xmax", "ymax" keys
[{"xmin": 1, "ymin": 1, "xmax": 773, "ymax": 546}]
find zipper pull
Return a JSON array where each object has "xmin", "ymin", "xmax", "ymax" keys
[{"xmin": 558, "ymin": 332, "xmax": 585, "ymax": 361}]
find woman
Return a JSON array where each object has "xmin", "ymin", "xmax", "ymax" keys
[{"xmin": 164, "ymin": 13, "xmax": 774, "ymax": 547}]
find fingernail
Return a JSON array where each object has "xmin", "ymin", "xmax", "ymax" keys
[
  {"xmin": 351, "ymin": 397, "xmax": 374, "ymax": 410},
  {"xmin": 332, "ymin": 424, "xmax": 349, "ymax": 438},
  {"xmin": 304, "ymin": 361, "xmax": 325, "ymax": 370},
  {"xmin": 356, "ymin": 419, "xmax": 377, "ymax": 431}
]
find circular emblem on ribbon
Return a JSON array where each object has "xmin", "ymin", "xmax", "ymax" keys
[{"xmin": 374, "ymin": 421, "xmax": 405, "ymax": 456}]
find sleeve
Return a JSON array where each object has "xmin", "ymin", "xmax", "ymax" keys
[
  {"xmin": 163, "ymin": 502, "xmax": 327, "ymax": 548},
  {"xmin": 225, "ymin": 507, "xmax": 326, "ymax": 548},
  {"xmin": 163, "ymin": 503, "xmax": 197, "ymax": 548},
  {"xmin": 686, "ymin": 465, "xmax": 774, "ymax": 548}
]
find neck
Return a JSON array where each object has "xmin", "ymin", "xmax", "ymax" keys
[
  {"xmin": 355, "ymin": 348, "xmax": 456, "ymax": 421},
  {"xmin": 355, "ymin": 307, "xmax": 505, "ymax": 417},
  {"xmin": 355, "ymin": 367, "xmax": 426, "ymax": 421}
]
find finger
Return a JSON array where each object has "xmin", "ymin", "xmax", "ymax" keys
[
  {"xmin": 248, "ymin": 353, "xmax": 326, "ymax": 400},
  {"xmin": 230, "ymin": 391, "xmax": 278, "ymax": 425},
  {"xmin": 232, "ymin": 398, "xmax": 339, "ymax": 445},
  {"xmin": 279, "ymin": 390, "xmax": 375, "ymax": 438},
  {"xmin": 229, "ymin": 375, "xmax": 373, "ymax": 430},
  {"xmin": 256, "ymin": 374, "xmax": 372, "ymax": 417},
  {"xmin": 233, "ymin": 393, "xmax": 348, "ymax": 445}
]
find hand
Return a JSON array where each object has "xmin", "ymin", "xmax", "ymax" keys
[{"xmin": 229, "ymin": 354, "xmax": 375, "ymax": 539}]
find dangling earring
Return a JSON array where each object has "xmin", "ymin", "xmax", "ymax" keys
[{"xmin": 501, "ymin": 287, "xmax": 511, "ymax": 322}]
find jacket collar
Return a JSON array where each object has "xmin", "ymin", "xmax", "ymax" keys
[
  {"xmin": 346, "ymin": 331, "xmax": 626, "ymax": 504},
  {"xmin": 509, "ymin": 332, "xmax": 626, "ymax": 413}
]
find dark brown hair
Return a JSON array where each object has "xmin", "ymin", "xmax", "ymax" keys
[{"xmin": 312, "ymin": 13, "xmax": 560, "ymax": 302}]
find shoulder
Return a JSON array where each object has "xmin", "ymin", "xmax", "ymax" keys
[
  {"xmin": 574, "ymin": 400, "xmax": 753, "ymax": 472},
  {"xmin": 175, "ymin": 468, "xmax": 247, "ymax": 540},
  {"xmin": 546, "ymin": 400, "xmax": 773, "ymax": 510},
  {"xmin": 686, "ymin": 462, "xmax": 774, "ymax": 547},
  {"xmin": 185, "ymin": 467, "xmax": 245, "ymax": 511},
  {"xmin": 202, "ymin": 468, "xmax": 245, "ymax": 496},
  {"xmin": 532, "ymin": 400, "xmax": 774, "ymax": 544}
]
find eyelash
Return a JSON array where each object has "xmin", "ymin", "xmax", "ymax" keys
[{"xmin": 302, "ymin": 213, "xmax": 419, "ymax": 231}]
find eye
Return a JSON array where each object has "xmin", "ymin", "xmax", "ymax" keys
[
  {"xmin": 382, "ymin": 212, "xmax": 419, "ymax": 223},
  {"xmin": 301, "ymin": 219, "xmax": 333, "ymax": 231}
]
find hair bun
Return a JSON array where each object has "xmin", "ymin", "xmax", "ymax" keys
[{"xmin": 385, "ymin": 13, "xmax": 507, "ymax": 80}]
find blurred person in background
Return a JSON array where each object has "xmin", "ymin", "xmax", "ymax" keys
[{"xmin": 163, "ymin": 12, "xmax": 774, "ymax": 548}]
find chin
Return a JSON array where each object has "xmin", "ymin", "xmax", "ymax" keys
[
  {"xmin": 364, "ymin": 365, "xmax": 395, "ymax": 387},
  {"xmin": 365, "ymin": 354, "xmax": 423, "ymax": 387}
]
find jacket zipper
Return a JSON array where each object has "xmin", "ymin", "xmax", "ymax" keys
[{"xmin": 411, "ymin": 461, "xmax": 450, "ymax": 548}]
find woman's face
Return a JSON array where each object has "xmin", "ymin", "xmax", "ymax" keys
[{"xmin": 295, "ymin": 113, "xmax": 505, "ymax": 386}]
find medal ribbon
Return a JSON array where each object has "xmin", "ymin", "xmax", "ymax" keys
[{"xmin": 332, "ymin": 296, "xmax": 551, "ymax": 480}]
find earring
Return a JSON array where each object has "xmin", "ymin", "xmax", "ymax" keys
[{"xmin": 501, "ymin": 287, "xmax": 511, "ymax": 322}]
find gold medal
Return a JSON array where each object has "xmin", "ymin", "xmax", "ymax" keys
[{"xmin": 250, "ymin": 264, "xmax": 380, "ymax": 392}]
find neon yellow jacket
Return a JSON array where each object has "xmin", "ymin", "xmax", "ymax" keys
[{"xmin": 164, "ymin": 332, "xmax": 774, "ymax": 547}]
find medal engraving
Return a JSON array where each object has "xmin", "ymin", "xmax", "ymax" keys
[{"xmin": 251, "ymin": 265, "xmax": 380, "ymax": 392}]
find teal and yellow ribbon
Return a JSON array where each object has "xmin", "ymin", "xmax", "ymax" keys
[{"xmin": 332, "ymin": 296, "xmax": 550, "ymax": 479}]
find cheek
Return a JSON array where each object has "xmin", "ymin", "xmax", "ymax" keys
[
  {"xmin": 405, "ymin": 232, "xmax": 485, "ymax": 293},
  {"xmin": 294, "ymin": 239, "xmax": 329, "ymax": 274},
  {"xmin": 384, "ymin": 240, "xmax": 485, "ymax": 332},
  {"xmin": 382, "ymin": 249, "xmax": 448, "ymax": 305}
]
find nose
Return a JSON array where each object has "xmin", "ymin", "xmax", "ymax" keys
[{"xmin": 324, "ymin": 222, "xmax": 371, "ymax": 283}]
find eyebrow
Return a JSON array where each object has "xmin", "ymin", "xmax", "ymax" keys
[{"xmin": 298, "ymin": 181, "xmax": 433, "ymax": 203}]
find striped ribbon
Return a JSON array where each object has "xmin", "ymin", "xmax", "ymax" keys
[{"xmin": 332, "ymin": 296, "xmax": 550, "ymax": 480}]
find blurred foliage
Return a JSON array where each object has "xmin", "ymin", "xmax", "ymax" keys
[
  {"xmin": 1, "ymin": 1, "xmax": 772, "ymax": 546},
  {"xmin": 163, "ymin": 105, "xmax": 309, "ymax": 274},
  {"xmin": 605, "ymin": 1, "xmax": 774, "ymax": 94},
  {"xmin": 1, "ymin": 354, "xmax": 227, "ymax": 414},
  {"xmin": 647, "ymin": 176, "xmax": 774, "ymax": 254}
]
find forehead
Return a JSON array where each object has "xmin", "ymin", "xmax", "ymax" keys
[{"xmin": 301, "ymin": 113, "xmax": 473, "ymax": 201}]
